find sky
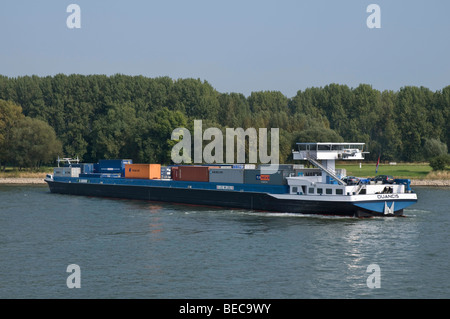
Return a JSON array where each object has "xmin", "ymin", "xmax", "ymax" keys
[{"xmin": 0, "ymin": 0, "xmax": 449, "ymax": 97}]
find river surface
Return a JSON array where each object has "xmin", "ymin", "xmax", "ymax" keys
[{"xmin": 0, "ymin": 184, "xmax": 448, "ymax": 299}]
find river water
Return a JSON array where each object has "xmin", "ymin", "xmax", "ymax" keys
[{"xmin": 0, "ymin": 184, "xmax": 448, "ymax": 299}]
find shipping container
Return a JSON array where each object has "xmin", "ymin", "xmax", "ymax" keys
[
  {"xmin": 99, "ymin": 159, "xmax": 132, "ymax": 168},
  {"xmin": 161, "ymin": 166, "xmax": 172, "ymax": 179},
  {"xmin": 171, "ymin": 167, "xmax": 179, "ymax": 180},
  {"xmin": 98, "ymin": 159, "xmax": 132, "ymax": 176},
  {"xmin": 125, "ymin": 164, "xmax": 161, "ymax": 179},
  {"xmin": 78, "ymin": 172, "xmax": 121, "ymax": 178},
  {"xmin": 82, "ymin": 163, "xmax": 94, "ymax": 174},
  {"xmin": 259, "ymin": 164, "xmax": 295, "ymax": 170},
  {"xmin": 209, "ymin": 168, "xmax": 244, "ymax": 183},
  {"xmin": 243, "ymin": 169, "xmax": 288, "ymax": 185},
  {"xmin": 63, "ymin": 163, "xmax": 94, "ymax": 174},
  {"xmin": 80, "ymin": 163, "xmax": 94, "ymax": 174},
  {"xmin": 100, "ymin": 173, "xmax": 122, "ymax": 178},
  {"xmin": 172, "ymin": 166, "xmax": 219, "ymax": 182},
  {"xmin": 232, "ymin": 164, "xmax": 256, "ymax": 169},
  {"xmin": 98, "ymin": 168, "xmax": 122, "ymax": 174},
  {"xmin": 258, "ymin": 165, "xmax": 295, "ymax": 180},
  {"xmin": 54, "ymin": 167, "xmax": 81, "ymax": 177},
  {"xmin": 98, "ymin": 159, "xmax": 132, "ymax": 170},
  {"xmin": 79, "ymin": 173, "xmax": 102, "ymax": 178}
]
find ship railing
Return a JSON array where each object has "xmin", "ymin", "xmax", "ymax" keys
[
  {"xmin": 353, "ymin": 183, "xmax": 366, "ymax": 195},
  {"xmin": 306, "ymin": 154, "xmax": 347, "ymax": 186},
  {"xmin": 57, "ymin": 156, "xmax": 80, "ymax": 167}
]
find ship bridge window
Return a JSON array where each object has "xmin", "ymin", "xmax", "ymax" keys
[
  {"xmin": 326, "ymin": 188, "xmax": 333, "ymax": 195},
  {"xmin": 336, "ymin": 189, "xmax": 343, "ymax": 195},
  {"xmin": 317, "ymin": 188, "xmax": 323, "ymax": 194},
  {"xmin": 308, "ymin": 187, "xmax": 315, "ymax": 194},
  {"xmin": 318, "ymin": 144, "xmax": 332, "ymax": 151},
  {"xmin": 292, "ymin": 185, "xmax": 307, "ymax": 195}
]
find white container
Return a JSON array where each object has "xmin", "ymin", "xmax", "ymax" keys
[{"xmin": 54, "ymin": 167, "xmax": 81, "ymax": 177}]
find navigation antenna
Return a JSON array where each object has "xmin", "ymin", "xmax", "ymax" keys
[{"xmin": 57, "ymin": 156, "xmax": 80, "ymax": 167}]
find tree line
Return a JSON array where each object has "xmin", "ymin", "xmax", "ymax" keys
[
  {"xmin": 0, "ymin": 99, "xmax": 61, "ymax": 170},
  {"xmin": 0, "ymin": 74, "xmax": 449, "ymax": 169}
]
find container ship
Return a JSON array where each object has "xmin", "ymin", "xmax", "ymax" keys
[{"xmin": 45, "ymin": 143, "xmax": 418, "ymax": 217}]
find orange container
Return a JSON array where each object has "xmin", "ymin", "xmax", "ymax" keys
[{"xmin": 125, "ymin": 164, "xmax": 161, "ymax": 179}]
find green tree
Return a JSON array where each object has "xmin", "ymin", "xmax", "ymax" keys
[
  {"xmin": 289, "ymin": 87, "xmax": 326, "ymax": 119},
  {"xmin": 168, "ymin": 78, "xmax": 220, "ymax": 120},
  {"xmin": 293, "ymin": 127, "xmax": 344, "ymax": 145},
  {"xmin": 321, "ymin": 84, "xmax": 353, "ymax": 137},
  {"xmin": 248, "ymin": 91, "xmax": 289, "ymax": 114},
  {"xmin": 217, "ymin": 93, "xmax": 251, "ymax": 127},
  {"xmin": 90, "ymin": 102, "xmax": 139, "ymax": 160},
  {"xmin": 0, "ymin": 99, "xmax": 25, "ymax": 170},
  {"xmin": 429, "ymin": 154, "xmax": 450, "ymax": 171},
  {"xmin": 144, "ymin": 107, "xmax": 188, "ymax": 164},
  {"xmin": 373, "ymin": 90, "xmax": 402, "ymax": 161},
  {"xmin": 347, "ymin": 84, "xmax": 381, "ymax": 151},
  {"xmin": 395, "ymin": 86, "xmax": 434, "ymax": 161},
  {"xmin": 1, "ymin": 74, "xmax": 449, "ymax": 164},
  {"xmin": 8, "ymin": 117, "xmax": 62, "ymax": 169},
  {"xmin": 434, "ymin": 85, "xmax": 450, "ymax": 150},
  {"xmin": 423, "ymin": 138, "xmax": 448, "ymax": 159}
]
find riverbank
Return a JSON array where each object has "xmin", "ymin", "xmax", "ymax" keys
[
  {"xmin": 410, "ymin": 179, "xmax": 450, "ymax": 186},
  {"xmin": 0, "ymin": 178, "xmax": 46, "ymax": 184}
]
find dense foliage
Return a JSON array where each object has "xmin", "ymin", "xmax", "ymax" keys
[
  {"xmin": 429, "ymin": 154, "xmax": 450, "ymax": 171},
  {"xmin": 0, "ymin": 99, "xmax": 61, "ymax": 169},
  {"xmin": 0, "ymin": 74, "xmax": 448, "ymax": 167}
]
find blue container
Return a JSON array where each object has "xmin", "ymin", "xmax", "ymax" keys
[
  {"xmin": 79, "ymin": 173, "xmax": 102, "ymax": 178},
  {"xmin": 100, "ymin": 173, "xmax": 122, "ymax": 178},
  {"xmin": 160, "ymin": 166, "xmax": 172, "ymax": 179},
  {"xmin": 99, "ymin": 159, "xmax": 132, "ymax": 169},
  {"xmin": 98, "ymin": 159, "xmax": 132, "ymax": 177},
  {"xmin": 98, "ymin": 168, "xmax": 122, "ymax": 173},
  {"xmin": 81, "ymin": 163, "xmax": 94, "ymax": 174}
]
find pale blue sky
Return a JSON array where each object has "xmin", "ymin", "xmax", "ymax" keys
[{"xmin": 1, "ymin": 0, "xmax": 449, "ymax": 97}]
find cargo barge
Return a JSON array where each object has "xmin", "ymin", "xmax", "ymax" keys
[{"xmin": 45, "ymin": 143, "xmax": 418, "ymax": 217}]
